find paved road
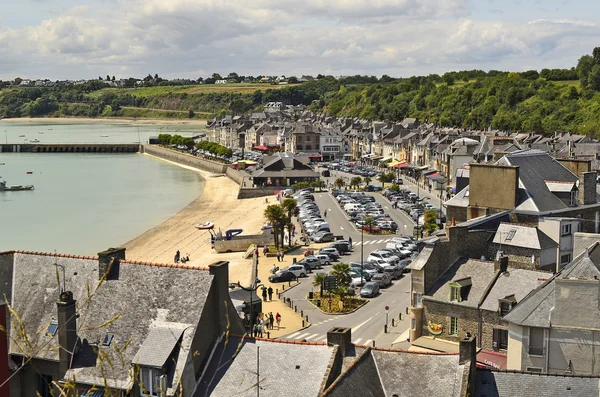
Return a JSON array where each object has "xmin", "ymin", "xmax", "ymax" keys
[{"xmin": 278, "ymin": 189, "xmax": 415, "ymax": 347}]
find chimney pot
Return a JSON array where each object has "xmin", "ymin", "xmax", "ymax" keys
[
  {"xmin": 57, "ymin": 291, "xmax": 78, "ymax": 377},
  {"xmin": 459, "ymin": 335, "xmax": 476, "ymax": 365},
  {"xmin": 97, "ymin": 247, "xmax": 125, "ymax": 280},
  {"xmin": 327, "ymin": 327, "xmax": 352, "ymax": 355},
  {"xmin": 494, "ymin": 256, "xmax": 509, "ymax": 273}
]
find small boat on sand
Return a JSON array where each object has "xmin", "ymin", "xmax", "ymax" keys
[
  {"xmin": 195, "ymin": 221, "xmax": 214, "ymax": 230},
  {"xmin": 0, "ymin": 181, "xmax": 34, "ymax": 191}
]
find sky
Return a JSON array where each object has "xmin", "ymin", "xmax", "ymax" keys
[{"xmin": 1, "ymin": 0, "xmax": 599, "ymax": 80}]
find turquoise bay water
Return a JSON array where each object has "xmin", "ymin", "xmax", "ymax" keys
[{"xmin": 0, "ymin": 123, "xmax": 205, "ymax": 255}]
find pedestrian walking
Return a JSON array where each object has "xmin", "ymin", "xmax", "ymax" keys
[
  {"xmin": 257, "ymin": 322, "xmax": 263, "ymax": 338},
  {"xmin": 253, "ymin": 323, "xmax": 258, "ymax": 337},
  {"xmin": 262, "ymin": 287, "xmax": 268, "ymax": 302},
  {"xmin": 269, "ymin": 312, "xmax": 275, "ymax": 329},
  {"xmin": 349, "ymin": 237, "xmax": 353, "ymax": 248},
  {"xmin": 276, "ymin": 312, "xmax": 282, "ymax": 329},
  {"xmin": 276, "ymin": 251, "xmax": 281, "ymax": 262},
  {"xmin": 281, "ymin": 251, "xmax": 285, "ymax": 261},
  {"xmin": 324, "ymin": 209, "xmax": 328, "ymax": 217},
  {"xmin": 265, "ymin": 316, "xmax": 270, "ymax": 331},
  {"xmin": 263, "ymin": 244, "xmax": 268, "ymax": 256},
  {"xmin": 268, "ymin": 286, "xmax": 273, "ymax": 301}
]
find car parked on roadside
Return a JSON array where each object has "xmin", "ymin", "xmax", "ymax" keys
[
  {"xmin": 318, "ymin": 247, "xmax": 341, "ymax": 260},
  {"xmin": 314, "ymin": 254, "xmax": 333, "ymax": 266},
  {"xmin": 367, "ymin": 251, "xmax": 399, "ymax": 265},
  {"xmin": 312, "ymin": 231, "xmax": 335, "ymax": 243},
  {"xmin": 269, "ymin": 271, "xmax": 297, "ymax": 283},
  {"xmin": 360, "ymin": 282, "xmax": 380, "ymax": 298},
  {"xmin": 276, "ymin": 264, "xmax": 307, "ymax": 278},
  {"xmin": 371, "ymin": 273, "xmax": 392, "ymax": 288},
  {"xmin": 383, "ymin": 265, "xmax": 403, "ymax": 280},
  {"xmin": 297, "ymin": 256, "xmax": 322, "ymax": 270}
]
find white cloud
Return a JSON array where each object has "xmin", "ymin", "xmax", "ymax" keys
[{"xmin": 0, "ymin": 0, "xmax": 598, "ymax": 79}]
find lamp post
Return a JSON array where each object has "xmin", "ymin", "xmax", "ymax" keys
[{"xmin": 230, "ymin": 282, "xmax": 265, "ymax": 336}]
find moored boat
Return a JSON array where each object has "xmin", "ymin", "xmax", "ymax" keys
[{"xmin": 0, "ymin": 181, "xmax": 34, "ymax": 191}]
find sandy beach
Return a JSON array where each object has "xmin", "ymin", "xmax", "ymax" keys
[
  {"xmin": 2, "ymin": 117, "xmax": 208, "ymax": 126},
  {"xmin": 123, "ymin": 154, "xmax": 271, "ymax": 284}
]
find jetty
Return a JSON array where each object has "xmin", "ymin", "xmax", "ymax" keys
[{"xmin": 0, "ymin": 143, "xmax": 140, "ymax": 153}]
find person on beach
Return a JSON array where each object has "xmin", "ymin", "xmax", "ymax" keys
[
  {"xmin": 262, "ymin": 287, "xmax": 268, "ymax": 302},
  {"xmin": 268, "ymin": 286, "xmax": 273, "ymax": 301},
  {"xmin": 269, "ymin": 312, "xmax": 275, "ymax": 329},
  {"xmin": 276, "ymin": 312, "xmax": 281, "ymax": 329}
]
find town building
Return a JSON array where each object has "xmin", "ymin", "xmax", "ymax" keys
[{"xmin": 250, "ymin": 152, "xmax": 319, "ymax": 187}]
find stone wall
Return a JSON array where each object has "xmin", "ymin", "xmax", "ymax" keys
[
  {"xmin": 225, "ymin": 167, "xmax": 246, "ymax": 186},
  {"xmin": 422, "ymin": 299, "xmax": 479, "ymax": 344},
  {"xmin": 480, "ymin": 310, "xmax": 508, "ymax": 353},
  {"xmin": 237, "ymin": 187, "xmax": 281, "ymax": 199},
  {"xmin": 487, "ymin": 243, "xmax": 544, "ymax": 270},
  {"xmin": 142, "ymin": 145, "xmax": 228, "ymax": 174}
]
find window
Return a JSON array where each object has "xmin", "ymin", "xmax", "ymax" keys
[
  {"xmin": 569, "ymin": 191, "xmax": 577, "ymax": 206},
  {"xmin": 36, "ymin": 374, "xmax": 53, "ymax": 397},
  {"xmin": 526, "ymin": 367, "xmax": 543, "ymax": 373},
  {"xmin": 505, "ymin": 229, "xmax": 517, "ymax": 241},
  {"xmin": 449, "ymin": 317, "xmax": 458, "ymax": 336},
  {"xmin": 499, "ymin": 301, "xmax": 512, "ymax": 317},
  {"xmin": 140, "ymin": 368, "xmax": 162, "ymax": 397},
  {"xmin": 47, "ymin": 321, "xmax": 58, "ymax": 336},
  {"xmin": 102, "ymin": 333, "xmax": 114, "ymax": 347},
  {"xmin": 529, "ymin": 327, "xmax": 545, "ymax": 356},
  {"xmin": 413, "ymin": 293, "xmax": 422, "ymax": 308},
  {"xmin": 561, "ymin": 224, "xmax": 572, "ymax": 236},
  {"xmin": 296, "ymin": 145, "xmax": 303, "ymax": 150},
  {"xmin": 493, "ymin": 329, "xmax": 508, "ymax": 350},
  {"xmin": 450, "ymin": 286, "xmax": 461, "ymax": 302},
  {"xmin": 561, "ymin": 253, "xmax": 571, "ymax": 265}
]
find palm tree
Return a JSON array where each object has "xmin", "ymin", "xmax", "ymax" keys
[
  {"xmin": 313, "ymin": 273, "xmax": 325, "ymax": 297},
  {"xmin": 281, "ymin": 198, "xmax": 297, "ymax": 247},
  {"xmin": 363, "ymin": 216, "xmax": 377, "ymax": 233},
  {"xmin": 350, "ymin": 176, "xmax": 362, "ymax": 190},
  {"xmin": 311, "ymin": 180, "xmax": 326, "ymax": 192},
  {"xmin": 364, "ymin": 176, "xmax": 372, "ymax": 186},
  {"xmin": 377, "ymin": 172, "xmax": 394, "ymax": 189},
  {"xmin": 331, "ymin": 262, "xmax": 352, "ymax": 303},
  {"xmin": 264, "ymin": 204, "xmax": 286, "ymax": 249},
  {"xmin": 334, "ymin": 177, "xmax": 345, "ymax": 189}
]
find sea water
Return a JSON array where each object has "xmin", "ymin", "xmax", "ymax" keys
[{"xmin": 0, "ymin": 122, "xmax": 204, "ymax": 254}]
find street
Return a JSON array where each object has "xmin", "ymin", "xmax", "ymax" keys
[{"xmin": 278, "ymin": 189, "xmax": 416, "ymax": 347}]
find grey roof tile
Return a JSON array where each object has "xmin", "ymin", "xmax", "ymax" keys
[
  {"xmin": 480, "ymin": 268, "xmax": 547, "ymax": 312},
  {"xmin": 492, "ymin": 223, "xmax": 557, "ymax": 250},
  {"xmin": 475, "ymin": 369, "xmax": 600, "ymax": 397},
  {"xmin": 132, "ymin": 324, "xmax": 186, "ymax": 368}
]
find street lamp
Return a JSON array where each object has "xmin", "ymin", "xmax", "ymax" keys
[{"xmin": 229, "ymin": 282, "xmax": 265, "ymax": 336}]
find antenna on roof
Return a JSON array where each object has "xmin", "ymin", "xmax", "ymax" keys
[{"xmin": 54, "ymin": 261, "xmax": 66, "ymax": 294}]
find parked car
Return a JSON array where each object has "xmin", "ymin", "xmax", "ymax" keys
[
  {"xmin": 276, "ymin": 264, "xmax": 307, "ymax": 278},
  {"xmin": 367, "ymin": 251, "xmax": 398, "ymax": 265},
  {"xmin": 312, "ymin": 231, "xmax": 335, "ymax": 243},
  {"xmin": 297, "ymin": 256, "xmax": 322, "ymax": 270},
  {"xmin": 382, "ymin": 265, "xmax": 403, "ymax": 280},
  {"xmin": 371, "ymin": 273, "xmax": 392, "ymax": 288},
  {"xmin": 328, "ymin": 241, "xmax": 351, "ymax": 254},
  {"xmin": 269, "ymin": 271, "xmax": 297, "ymax": 283},
  {"xmin": 314, "ymin": 254, "xmax": 333, "ymax": 266},
  {"xmin": 318, "ymin": 248, "xmax": 340, "ymax": 261},
  {"xmin": 360, "ymin": 282, "xmax": 380, "ymax": 298}
]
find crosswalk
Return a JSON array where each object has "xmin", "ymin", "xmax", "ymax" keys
[
  {"xmin": 353, "ymin": 238, "xmax": 395, "ymax": 247},
  {"xmin": 284, "ymin": 330, "xmax": 373, "ymax": 346}
]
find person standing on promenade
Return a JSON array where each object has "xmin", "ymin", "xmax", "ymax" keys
[
  {"xmin": 268, "ymin": 286, "xmax": 273, "ymax": 301},
  {"xmin": 276, "ymin": 312, "xmax": 281, "ymax": 329},
  {"xmin": 349, "ymin": 237, "xmax": 353, "ymax": 248},
  {"xmin": 269, "ymin": 312, "xmax": 275, "ymax": 329},
  {"xmin": 174, "ymin": 250, "xmax": 180, "ymax": 263},
  {"xmin": 276, "ymin": 251, "xmax": 281, "ymax": 262},
  {"xmin": 281, "ymin": 251, "xmax": 285, "ymax": 261},
  {"xmin": 262, "ymin": 287, "xmax": 268, "ymax": 302}
]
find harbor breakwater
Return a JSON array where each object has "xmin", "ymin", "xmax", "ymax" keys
[{"xmin": 0, "ymin": 143, "xmax": 140, "ymax": 153}]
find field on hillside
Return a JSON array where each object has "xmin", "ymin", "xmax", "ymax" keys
[{"xmin": 86, "ymin": 83, "xmax": 298, "ymax": 98}]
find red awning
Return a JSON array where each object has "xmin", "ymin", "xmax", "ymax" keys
[
  {"xmin": 476, "ymin": 350, "xmax": 507, "ymax": 370},
  {"xmin": 254, "ymin": 145, "xmax": 269, "ymax": 151},
  {"xmin": 308, "ymin": 154, "xmax": 323, "ymax": 158},
  {"xmin": 394, "ymin": 162, "xmax": 409, "ymax": 168},
  {"xmin": 425, "ymin": 172, "xmax": 441, "ymax": 179}
]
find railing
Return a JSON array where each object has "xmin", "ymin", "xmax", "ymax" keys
[{"xmin": 528, "ymin": 346, "xmax": 545, "ymax": 356}]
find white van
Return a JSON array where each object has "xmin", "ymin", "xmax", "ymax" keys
[{"xmin": 344, "ymin": 203, "xmax": 361, "ymax": 212}]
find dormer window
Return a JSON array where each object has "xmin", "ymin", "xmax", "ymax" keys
[
  {"xmin": 449, "ymin": 278, "xmax": 472, "ymax": 302},
  {"xmin": 450, "ymin": 286, "xmax": 460, "ymax": 302},
  {"xmin": 569, "ymin": 191, "xmax": 577, "ymax": 206},
  {"xmin": 499, "ymin": 295, "xmax": 517, "ymax": 316}
]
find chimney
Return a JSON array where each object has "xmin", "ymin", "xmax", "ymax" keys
[
  {"xmin": 327, "ymin": 327, "xmax": 352, "ymax": 354},
  {"xmin": 494, "ymin": 255, "xmax": 508, "ymax": 273},
  {"xmin": 57, "ymin": 291, "xmax": 77, "ymax": 377},
  {"xmin": 0, "ymin": 304, "xmax": 9, "ymax": 397},
  {"xmin": 97, "ymin": 247, "xmax": 125, "ymax": 280},
  {"xmin": 579, "ymin": 172, "xmax": 597, "ymax": 206},
  {"xmin": 459, "ymin": 334, "xmax": 477, "ymax": 365}
]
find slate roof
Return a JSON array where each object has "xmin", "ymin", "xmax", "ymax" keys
[
  {"xmin": 497, "ymin": 150, "xmax": 578, "ymax": 212},
  {"xmin": 491, "ymin": 223, "xmax": 557, "ymax": 250},
  {"xmin": 426, "ymin": 259, "xmax": 497, "ymax": 308},
  {"xmin": 573, "ymin": 233, "xmax": 600, "ymax": 259},
  {"xmin": 324, "ymin": 348, "xmax": 466, "ymax": 397},
  {"xmin": 480, "ymin": 268, "xmax": 547, "ymax": 312},
  {"xmin": 196, "ymin": 337, "xmax": 336, "ymax": 397},
  {"xmin": 1, "ymin": 251, "xmax": 213, "ymax": 390},
  {"xmin": 474, "ymin": 369, "xmax": 600, "ymax": 397}
]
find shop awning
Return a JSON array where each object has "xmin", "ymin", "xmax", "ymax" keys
[
  {"xmin": 430, "ymin": 175, "xmax": 446, "ymax": 182},
  {"xmin": 370, "ymin": 155, "xmax": 383, "ymax": 160},
  {"xmin": 388, "ymin": 160, "xmax": 401, "ymax": 167},
  {"xmin": 418, "ymin": 165, "xmax": 429, "ymax": 170},
  {"xmin": 308, "ymin": 154, "xmax": 323, "ymax": 158},
  {"xmin": 379, "ymin": 156, "xmax": 393, "ymax": 163},
  {"xmin": 422, "ymin": 169, "xmax": 437, "ymax": 175},
  {"xmin": 476, "ymin": 350, "xmax": 507, "ymax": 370},
  {"xmin": 425, "ymin": 172, "xmax": 440, "ymax": 178},
  {"xmin": 394, "ymin": 162, "xmax": 409, "ymax": 169},
  {"xmin": 254, "ymin": 145, "xmax": 269, "ymax": 151},
  {"xmin": 361, "ymin": 154, "xmax": 371, "ymax": 159}
]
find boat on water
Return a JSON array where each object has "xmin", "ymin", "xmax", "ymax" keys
[
  {"xmin": 0, "ymin": 181, "xmax": 34, "ymax": 191},
  {"xmin": 18, "ymin": 135, "xmax": 25, "ymax": 137},
  {"xmin": 195, "ymin": 221, "xmax": 214, "ymax": 230},
  {"xmin": 101, "ymin": 135, "xmax": 109, "ymax": 137},
  {"xmin": 30, "ymin": 139, "xmax": 40, "ymax": 143},
  {"xmin": 38, "ymin": 131, "xmax": 44, "ymax": 134}
]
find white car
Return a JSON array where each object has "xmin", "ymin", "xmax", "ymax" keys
[
  {"xmin": 276, "ymin": 264, "xmax": 307, "ymax": 278},
  {"xmin": 314, "ymin": 254, "xmax": 333, "ymax": 266},
  {"xmin": 350, "ymin": 275, "xmax": 366, "ymax": 287},
  {"xmin": 367, "ymin": 251, "xmax": 398, "ymax": 265}
]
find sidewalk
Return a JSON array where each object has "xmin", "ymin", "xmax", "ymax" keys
[{"xmin": 255, "ymin": 248, "xmax": 309, "ymax": 338}]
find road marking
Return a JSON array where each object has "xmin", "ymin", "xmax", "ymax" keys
[
  {"xmin": 352, "ymin": 317, "xmax": 373, "ymax": 333},
  {"xmin": 340, "ymin": 227, "xmax": 344, "ymax": 230},
  {"xmin": 304, "ymin": 334, "xmax": 320, "ymax": 341},
  {"xmin": 354, "ymin": 241, "xmax": 363, "ymax": 246},
  {"xmin": 294, "ymin": 332, "xmax": 312, "ymax": 340},
  {"xmin": 391, "ymin": 300, "xmax": 396, "ymax": 303},
  {"xmin": 287, "ymin": 331, "xmax": 302, "ymax": 339},
  {"xmin": 354, "ymin": 338, "xmax": 363, "ymax": 345},
  {"xmin": 384, "ymin": 206, "xmax": 389, "ymax": 209},
  {"xmin": 365, "ymin": 339, "xmax": 372, "ymax": 346}
]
